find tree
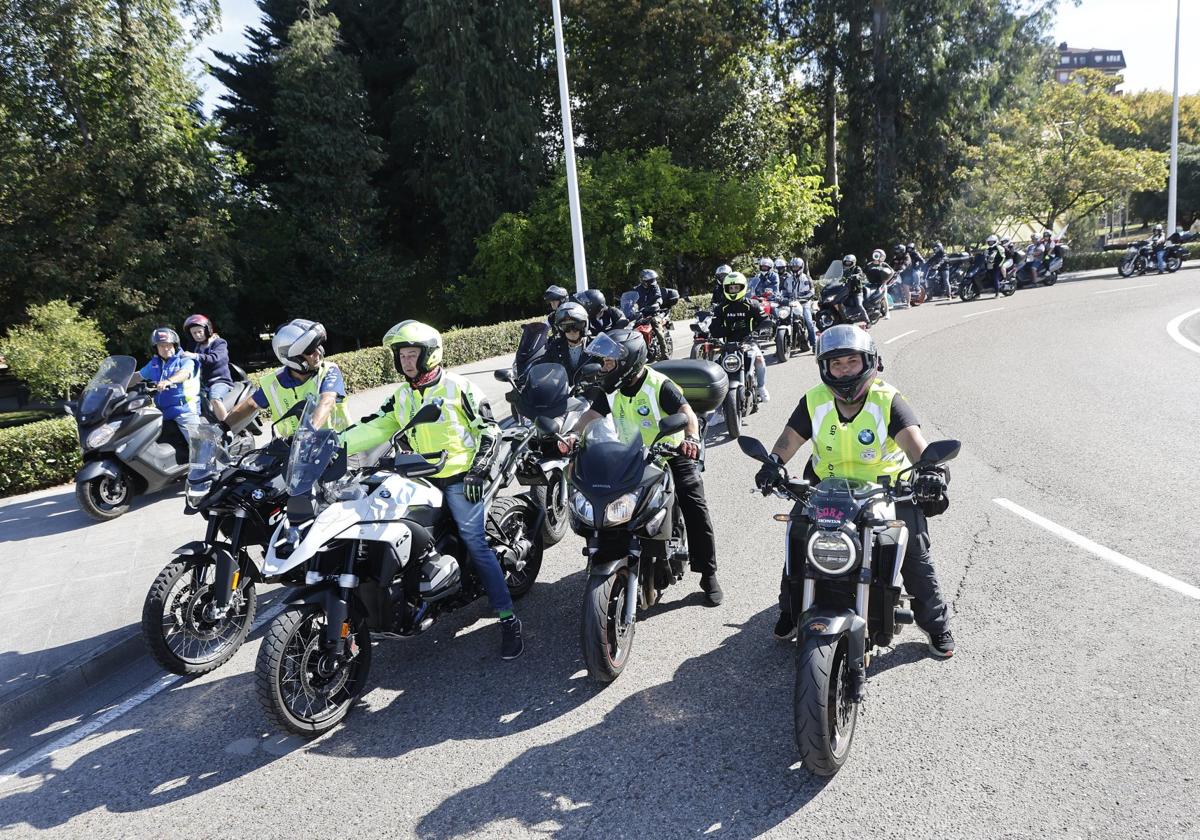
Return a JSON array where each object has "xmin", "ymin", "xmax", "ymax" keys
[
  {"xmin": 1, "ymin": 299, "xmax": 106, "ymax": 401},
  {"xmin": 1101, "ymin": 90, "xmax": 1200, "ymax": 152},
  {"xmin": 1129, "ymin": 144, "xmax": 1200, "ymax": 228}
]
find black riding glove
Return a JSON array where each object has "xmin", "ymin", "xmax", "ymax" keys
[
  {"xmin": 755, "ymin": 455, "xmax": 786, "ymax": 494},
  {"xmin": 464, "ymin": 432, "xmax": 498, "ymax": 504},
  {"xmin": 913, "ymin": 466, "xmax": 948, "ymax": 503}
]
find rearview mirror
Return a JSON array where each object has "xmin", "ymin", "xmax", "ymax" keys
[
  {"xmin": 406, "ymin": 398, "xmax": 444, "ymax": 430},
  {"xmin": 736, "ymin": 436, "xmax": 770, "ymax": 463},
  {"xmin": 654, "ymin": 413, "xmax": 688, "ymax": 442},
  {"xmin": 272, "ymin": 399, "xmax": 308, "ymax": 429},
  {"xmin": 493, "ymin": 368, "xmax": 513, "ymax": 383},
  {"xmin": 917, "ymin": 439, "xmax": 960, "ymax": 468},
  {"xmin": 535, "ymin": 415, "xmax": 562, "ymax": 436}
]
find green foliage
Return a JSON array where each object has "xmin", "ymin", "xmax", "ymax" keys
[
  {"xmin": 1101, "ymin": 91, "xmax": 1200, "ymax": 151},
  {"xmin": 0, "ymin": 416, "xmax": 79, "ymax": 496},
  {"xmin": 466, "ymin": 149, "xmax": 833, "ymax": 313},
  {"xmin": 1129, "ymin": 145, "xmax": 1200, "ymax": 228},
  {"xmin": 960, "ymin": 71, "xmax": 1169, "ymax": 231},
  {"xmin": 1, "ymin": 300, "xmax": 107, "ymax": 401}
]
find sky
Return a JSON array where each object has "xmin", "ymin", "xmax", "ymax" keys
[{"xmin": 189, "ymin": 0, "xmax": 1198, "ymax": 116}]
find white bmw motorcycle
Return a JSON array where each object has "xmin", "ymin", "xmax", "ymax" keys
[{"xmin": 254, "ymin": 397, "xmax": 543, "ymax": 736}]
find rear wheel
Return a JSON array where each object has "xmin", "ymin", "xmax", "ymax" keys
[
  {"xmin": 488, "ymin": 495, "xmax": 543, "ymax": 599},
  {"xmin": 689, "ymin": 342, "xmax": 703, "ymax": 360},
  {"xmin": 1166, "ymin": 256, "xmax": 1182, "ymax": 273},
  {"xmin": 663, "ymin": 330, "xmax": 674, "ymax": 357},
  {"xmin": 1041, "ymin": 272, "xmax": 1058, "ymax": 287},
  {"xmin": 76, "ymin": 472, "xmax": 133, "ymax": 521},
  {"xmin": 794, "ymin": 633, "xmax": 858, "ymax": 776},
  {"xmin": 959, "ymin": 282, "xmax": 978, "ymax": 303},
  {"xmin": 581, "ymin": 568, "xmax": 636, "ymax": 682},
  {"xmin": 722, "ymin": 389, "xmax": 740, "ymax": 439}
]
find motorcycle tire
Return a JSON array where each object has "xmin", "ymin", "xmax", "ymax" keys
[
  {"xmin": 531, "ymin": 470, "xmax": 569, "ymax": 548},
  {"xmin": 722, "ymin": 389, "xmax": 740, "ymax": 439},
  {"xmin": 664, "ymin": 331, "xmax": 674, "ymax": 358},
  {"xmin": 794, "ymin": 633, "xmax": 858, "ymax": 777},
  {"xmin": 581, "ymin": 568, "xmax": 636, "ymax": 682},
  {"xmin": 1001, "ymin": 280, "xmax": 1017, "ymax": 298},
  {"xmin": 488, "ymin": 495, "xmax": 543, "ymax": 599},
  {"xmin": 142, "ymin": 558, "xmax": 257, "ymax": 676},
  {"xmin": 689, "ymin": 342, "xmax": 704, "ymax": 360},
  {"xmin": 1166, "ymin": 256, "xmax": 1182, "ymax": 273},
  {"xmin": 775, "ymin": 331, "xmax": 788, "ymax": 364},
  {"xmin": 1117, "ymin": 257, "xmax": 1137, "ymax": 278},
  {"xmin": 1041, "ymin": 272, "xmax": 1058, "ymax": 287},
  {"xmin": 958, "ymin": 283, "xmax": 979, "ymax": 303},
  {"xmin": 256, "ymin": 606, "xmax": 372, "ymax": 737},
  {"xmin": 76, "ymin": 472, "xmax": 133, "ymax": 521},
  {"xmin": 815, "ymin": 310, "xmax": 836, "ymax": 331}
]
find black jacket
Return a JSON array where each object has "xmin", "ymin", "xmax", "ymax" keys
[
  {"xmin": 590, "ymin": 306, "xmax": 628, "ymax": 336},
  {"xmin": 633, "ymin": 282, "xmax": 662, "ymax": 313},
  {"xmin": 711, "ymin": 298, "xmax": 766, "ymax": 342},
  {"xmin": 537, "ymin": 337, "xmax": 590, "ymax": 382}
]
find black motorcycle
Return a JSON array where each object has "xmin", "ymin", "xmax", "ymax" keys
[
  {"xmin": 770, "ymin": 296, "xmax": 809, "ymax": 361},
  {"xmin": 958, "ymin": 253, "xmax": 1016, "ymax": 302},
  {"xmin": 142, "ymin": 424, "xmax": 293, "ymax": 675},
  {"xmin": 716, "ymin": 339, "xmax": 759, "ymax": 439},
  {"xmin": 69, "ymin": 355, "xmax": 260, "ymax": 520},
  {"xmin": 814, "ymin": 281, "xmax": 885, "ymax": 331},
  {"xmin": 738, "ymin": 435, "xmax": 961, "ymax": 776}
]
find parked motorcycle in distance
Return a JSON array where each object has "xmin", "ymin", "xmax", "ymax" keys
[{"xmin": 958, "ymin": 253, "xmax": 1016, "ymax": 302}]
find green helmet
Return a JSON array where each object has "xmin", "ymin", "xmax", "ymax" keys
[
  {"xmin": 722, "ymin": 271, "xmax": 749, "ymax": 302},
  {"xmin": 383, "ymin": 320, "xmax": 443, "ymax": 375}
]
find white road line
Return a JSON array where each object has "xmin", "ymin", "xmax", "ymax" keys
[
  {"xmin": 1166, "ymin": 307, "xmax": 1200, "ymax": 356},
  {"xmin": 883, "ymin": 330, "xmax": 918, "ymax": 345},
  {"xmin": 993, "ymin": 498, "xmax": 1200, "ymax": 601},
  {"xmin": 962, "ymin": 307, "xmax": 1004, "ymax": 319},
  {"xmin": 1094, "ymin": 283, "xmax": 1157, "ymax": 294},
  {"xmin": 0, "ymin": 600, "xmax": 288, "ymax": 789}
]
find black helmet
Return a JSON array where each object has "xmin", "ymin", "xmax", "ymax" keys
[
  {"xmin": 553, "ymin": 301, "xmax": 589, "ymax": 336},
  {"xmin": 638, "ymin": 268, "xmax": 658, "ymax": 286},
  {"xmin": 573, "ymin": 288, "xmax": 607, "ymax": 320},
  {"xmin": 714, "ymin": 264, "xmax": 732, "ymax": 281},
  {"xmin": 150, "ymin": 327, "xmax": 181, "ymax": 352},
  {"xmin": 587, "ymin": 329, "xmax": 647, "ymax": 391},
  {"xmin": 815, "ymin": 324, "xmax": 880, "ymax": 403},
  {"xmin": 544, "ymin": 285, "xmax": 569, "ymax": 304},
  {"xmin": 183, "ymin": 314, "xmax": 213, "ymax": 339}
]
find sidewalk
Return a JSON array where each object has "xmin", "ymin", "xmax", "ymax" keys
[{"xmin": 0, "ymin": 323, "xmax": 692, "ymax": 734}]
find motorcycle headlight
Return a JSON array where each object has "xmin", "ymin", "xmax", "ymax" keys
[
  {"xmin": 806, "ymin": 530, "xmax": 859, "ymax": 575},
  {"xmin": 86, "ymin": 422, "xmax": 120, "ymax": 449},
  {"xmin": 721, "ymin": 353, "xmax": 741, "ymax": 372},
  {"xmin": 776, "ymin": 306, "xmax": 791, "ymax": 319},
  {"xmin": 604, "ymin": 491, "xmax": 639, "ymax": 525},
  {"xmin": 571, "ymin": 491, "xmax": 594, "ymax": 524},
  {"xmin": 186, "ymin": 479, "xmax": 212, "ymax": 509}
]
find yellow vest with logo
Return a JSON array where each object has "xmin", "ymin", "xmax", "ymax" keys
[
  {"xmin": 261, "ymin": 361, "xmax": 350, "ymax": 439},
  {"xmin": 806, "ymin": 380, "xmax": 910, "ymax": 482},
  {"xmin": 611, "ymin": 368, "xmax": 686, "ymax": 449},
  {"xmin": 389, "ymin": 372, "xmax": 485, "ymax": 479}
]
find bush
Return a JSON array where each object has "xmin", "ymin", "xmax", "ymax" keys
[
  {"xmin": 1066, "ymin": 242, "xmax": 1200, "ymax": 272},
  {"xmin": 1, "ymin": 300, "xmax": 107, "ymax": 402},
  {"xmin": 0, "ymin": 416, "xmax": 79, "ymax": 496}
]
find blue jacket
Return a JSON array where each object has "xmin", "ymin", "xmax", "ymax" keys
[
  {"xmin": 183, "ymin": 336, "xmax": 233, "ymax": 386},
  {"xmin": 139, "ymin": 353, "xmax": 201, "ymax": 420}
]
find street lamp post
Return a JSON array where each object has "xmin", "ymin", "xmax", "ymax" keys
[
  {"xmin": 551, "ymin": 0, "xmax": 588, "ymax": 293},
  {"xmin": 1167, "ymin": 0, "xmax": 1181, "ymax": 231}
]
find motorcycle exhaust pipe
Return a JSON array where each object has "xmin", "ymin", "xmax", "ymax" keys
[{"xmin": 894, "ymin": 607, "xmax": 915, "ymax": 624}]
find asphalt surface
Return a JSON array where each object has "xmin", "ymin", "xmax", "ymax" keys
[{"xmin": 3, "ymin": 269, "xmax": 1200, "ymax": 838}]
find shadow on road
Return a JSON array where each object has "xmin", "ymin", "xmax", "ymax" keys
[{"xmin": 0, "ymin": 486, "xmax": 181, "ymax": 543}]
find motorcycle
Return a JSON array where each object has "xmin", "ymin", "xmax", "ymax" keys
[
  {"xmin": 68, "ymin": 355, "xmax": 260, "ymax": 521},
  {"xmin": 738, "ymin": 435, "xmax": 961, "ymax": 776},
  {"xmin": 771, "ymin": 296, "xmax": 811, "ymax": 361},
  {"xmin": 716, "ymin": 340, "xmax": 759, "ymax": 439},
  {"xmin": 631, "ymin": 288, "xmax": 679, "ymax": 362},
  {"xmin": 752, "ymin": 290, "xmax": 781, "ymax": 347},
  {"xmin": 814, "ymin": 281, "xmax": 885, "ymax": 331},
  {"xmin": 958, "ymin": 253, "xmax": 1016, "ymax": 302},
  {"xmin": 688, "ymin": 308, "xmax": 718, "ymax": 361},
  {"xmin": 1116, "ymin": 239, "xmax": 1185, "ymax": 277},
  {"xmin": 142, "ymin": 423, "xmax": 293, "ymax": 675},
  {"xmin": 254, "ymin": 397, "xmax": 543, "ymax": 736}
]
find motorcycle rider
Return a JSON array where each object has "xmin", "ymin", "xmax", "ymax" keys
[
  {"xmin": 565, "ymin": 329, "xmax": 723, "ymax": 606},
  {"xmin": 574, "ymin": 288, "xmax": 628, "ymax": 335},
  {"xmin": 985, "ymin": 234, "xmax": 1004, "ymax": 297},
  {"xmin": 889, "ymin": 244, "xmax": 912, "ymax": 307},
  {"xmin": 783, "ymin": 257, "xmax": 817, "ymax": 349},
  {"xmin": 865, "ymin": 250, "xmax": 894, "ymax": 320},
  {"xmin": 906, "ymin": 243, "xmax": 926, "ymax": 297},
  {"xmin": 1149, "ymin": 223, "xmax": 1167, "ymax": 273},
  {"xmin": 132, "ymin": 327, "xmax": 202, "ymax": 444},
  {"xmin": 539, "ymin": 302, "xmax": 593, "ymax": 382},
  {"xmin": 342, "ymin": 320, "xmax": 523, "ymax": 660},
  {"xmin": 749, "ymin": 257, "xmax": 779, "ymax": 297},
  {"xmin": 711, "ymin": 271, "xmax": 769, "ymax": 402},
  {"xmin": 222, "ymin": 319, "xmax": 349, "ymax": 439},
  {"xmin": 711, "ymin": 263, "xmax": 733, "ymax": 299},
  {"xmin": 182, "ymin": 314, "xmax": 233, "ymax": 422},
  {"xmin": 925, "ymin": 242, "xmax": 950, "ymax": 298},
  {"xmin": 544, "ymin": 285, "xmax": 570, "ymax": 326},
  {"xmin": 633, "ymin": 268, "xmax": 664, "ymax": 314},
  {"xmin": 753, "ymin": 324, "xmax": 955, "ymax": 657},
  {"xmin": 841, "ymin": 254, "xmax": 870, "ymax": 326}
]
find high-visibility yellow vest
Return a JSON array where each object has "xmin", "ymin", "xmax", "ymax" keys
[
  {"xmin": 611, "ymin": 368, "xmax": 686, "ymax": 449},
  {"xmin": 261, "ymin": 361, "xmax": 349, "ymax": 439},
  {"xmin": 806, "ymin": 380, "xmax": 910, "ymax": 482}
]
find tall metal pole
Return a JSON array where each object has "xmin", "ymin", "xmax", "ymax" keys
[
  {"xmin": 551, "ymin": 0, "xmax": 588, "ymax": 292},
  {"xmin": 1167, "ymin": 0, "xmax": 1181, "ymax": 231}
]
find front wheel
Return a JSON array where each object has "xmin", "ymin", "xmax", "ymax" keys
[
  {"xmin": 958, "ymin": 282, "xmax": 978, "ymax": 303},
  {"xmin": 581, "ymin": 568, "xmax": 637, "ymax": 682},
  {"xmin": 722, "ymin": 388, "xmax": 740, "ymax": 439},
  {"xmin": 488, "ymin": 495, "xmax": 543, "ymax": 599},
  {"xmin": 255, "ymin": 607, "xmax": 372, "ymax": 737},
  {"xmin": 1001, "ymin": 278, "xmax": 1017, "ymax": 297},
  {"xmin": 531, "ymin": 471, "xmax": 569, "ymax": 548},
  {"xmin": 76, "ymin": 472, "xmax": 133, "ymax": 521},
  {"xmin": 1117, "ymin": 257, "xmax": 1137, "ymax": 278},
  {"xmin": 1041, "ymin": 272, "xmax": 1058, "ymax": 287},
  {"xmin": 775, "ymin": 330, "xmax": 788, "ymax": 363},
  {"xmin": 814, "ymin": 309, "xmax": 836, "ymax": 331},
  {"xmin": 794, "ymin": 633, "xmax": 858, "ymax": 776},
  {"xmin": 142, "ymin": 559, "xmax": 257, "ymax": 675}
]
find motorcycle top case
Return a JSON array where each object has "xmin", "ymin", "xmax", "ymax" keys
[
  {"xmin": 650, "ymin": 359, "xmax": 729, "ymax": 414},
  {"xmin": 661, "ymin": 288, "xmax": 681, "ymax": 310}
]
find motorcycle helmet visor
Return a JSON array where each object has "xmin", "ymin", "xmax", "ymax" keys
[{"xmin": 585, "ymin": 332, "xmax": 626, "ymax": 363}]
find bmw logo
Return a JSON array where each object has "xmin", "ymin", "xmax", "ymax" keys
[
  {"xmin": 858, "ymin": 429, "xmax": 875, "ymax": 445},
  {"xmin": 251, "ymin": 489, "xmax": 265, "ymax": 501},
  {"xmin": 637, "ymin": 406, "xmax": 651, "ymax": 416}
]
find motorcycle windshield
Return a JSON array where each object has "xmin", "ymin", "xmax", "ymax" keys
[
  {"xmin": 572, "ymin": 420, "xmax": 647, "ymax": 500},
  {"xmin": 805, "ymin": 477, "xmax": 874, "ymax": 527},
  {"xmin": 820, "ymin": 282, "xmax": 846, "ymax": 303},
  {"xmin": 285, "ymin": 396, "xmax": 340, "ymax": 496},
  {"xmin": 519, "ymin": 362, "xmax": 569, "ymax": 418},
  {"xmin": 188, "ymin": 423, "xmax": 230, "ymax": 483},
  {"xmin": 514, "ymin": 322, "xmax": 550, "ymax": 373},
  {"xmin": 80, "ymin": 356, "xmax": 137, "ymax": 422}
]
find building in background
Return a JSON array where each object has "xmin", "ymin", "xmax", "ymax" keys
[{"xmin": 1055, "ymin": 43, "xmax": 1127, "ymax": 89}]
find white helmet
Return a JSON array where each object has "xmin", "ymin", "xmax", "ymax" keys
[
  {"xmin": 272, "ymin": 318, "xmax": 327, "ymax": 372},
  {"xmin": 871, "ymin": 248, "xmax": 886, "ymax": 262},
  {"xmin": 774, "ymin": 258, "xmax": 786, "ymax": 270},
  {"xmin": 986, "ymin": 235, "xmax": 999, "ymax": 247}
]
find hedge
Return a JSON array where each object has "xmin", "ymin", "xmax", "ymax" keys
[
  {"xmin": 1066, "ymin": 243, "xmax": 1200, "ymax": 273},
  {"xmin": 0, "ymin": 295, "xmax": 715, "ymax": 498}
]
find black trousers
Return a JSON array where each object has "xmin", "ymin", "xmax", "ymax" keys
[
  {"xmin": 779, "ymin": 501, "xmax": 950, "ymax": 634},
  {"xmin": 990, "ymin": 267, "xmax": 1004, "ymax": 294},
  {"xmin": 668, "ymin": 455, "xmax": 717, "ymax": 575}
]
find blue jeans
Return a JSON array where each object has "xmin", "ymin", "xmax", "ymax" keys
[
  {"xmin": 172, "ymin": 412, "xmax": 200, "ymax": 445},
  {"xmin": 443, "ymin": 481, "xmax": 513, "ymax": 615},
  {"xmin": 203, "ymin": 381, "xmax": 233, "ymax": 404},
  {"xmin": 799, "ymin": 302, "xmax": 816, "ymax": 347},
  {"xmin": 1156, "ymin": 248, "xmax": 1166, "ymax": 271}
]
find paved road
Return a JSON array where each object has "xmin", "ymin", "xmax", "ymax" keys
[{"xmin": 3, "ymin": 271, "xmax": 1200, "ymax": 838}]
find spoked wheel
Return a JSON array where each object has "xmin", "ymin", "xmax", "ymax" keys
[
  {"xmin": 581, "ymin": 568, "xmax": 637, "ymax": 683},
  {"xmin": 794, "ymin": 634, "xmax": 858, "ymax": 776},
  {"xmin": 532, "ymin": 470, "xmax": 569, "ymax": 547},
  {"xmin": 256, "ymin": 607, "xmax": 372, "ymax": 737},
  {"xmin": 76, "ymin": 472, "xmax": 133, "ymax": 521},
  {"xmin": 722, "ymin": 389, "xmax": 740, "ymax": 439},
  {"xmin": 142, "ymin": 559, "xmax": 257, "ymax": 675},
  {"xmin": 488, "ymin": 495, "xmax": 543, "ymax": 599},
  {"xmin": 958, "ymin": 282, "xmax": 979, "ymax": 303}
]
